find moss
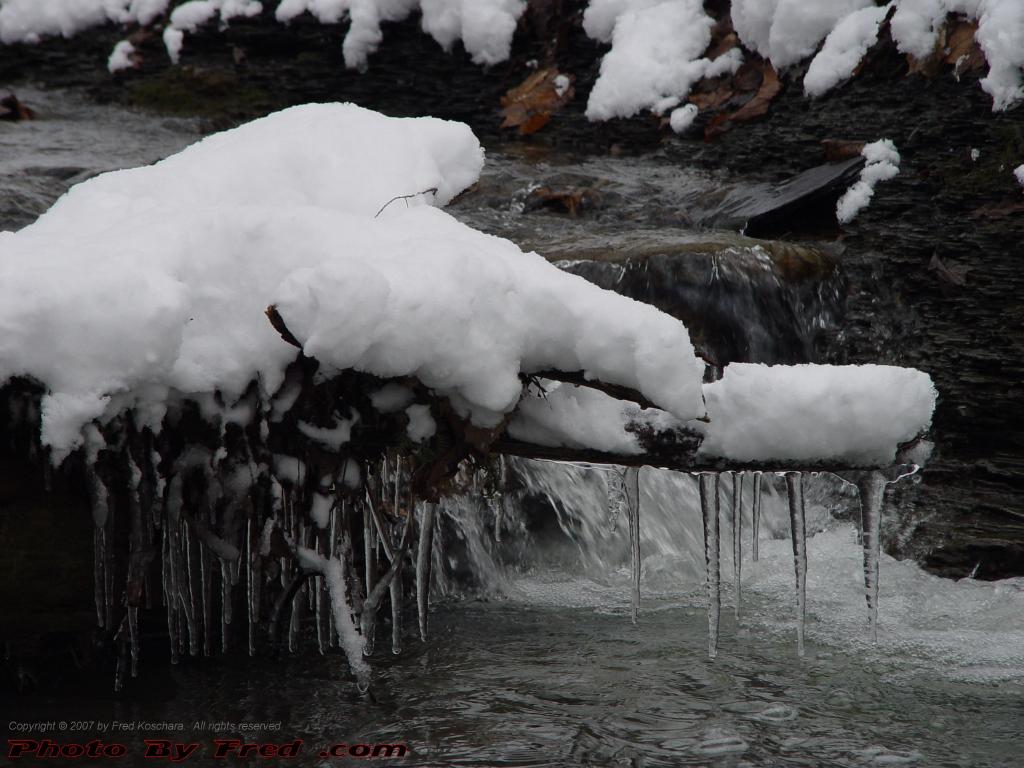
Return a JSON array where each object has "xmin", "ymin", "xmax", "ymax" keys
[{"xmin": 126, "ymin": 65, "xmax": 279, "ymax": 122}]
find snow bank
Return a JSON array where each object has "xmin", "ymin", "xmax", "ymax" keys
[
  {"xmin": 836, "ymin": 138, "xmax": 901, "ymax": 224},
  {"xmin": 699, "ymin": 363, "xmax": 936, "ymax": 465},
  {"xmin": 0, "ymin": 103, "xmax": 705, "ymax": 460}
]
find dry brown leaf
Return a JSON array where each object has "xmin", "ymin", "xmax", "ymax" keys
[{"xmin": 500, "ymin": 67, "xmax": 574, "ymax": 135}]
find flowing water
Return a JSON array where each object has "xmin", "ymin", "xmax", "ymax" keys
[{"xmin": 2, "ymin": 90, "xmax": 1022, "ymax": 767}]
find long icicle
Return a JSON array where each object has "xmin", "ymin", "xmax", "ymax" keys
[
  {"xmin": 732, "ymin": 472, "xmax": 742, "ymax": 618},
  {"xmin": 390, "ymin": 570, "xmax": 403, "ymax": 655},
  {"xmin": 751, "ymin": 471, "xmax": 762, "ymax": 562},
  {"xmin": 856, "ymin": 471, "xmax": 886, "ymax": 643},
  {"xmin": 785, "ymin": 472, "xmax": 807, "ymax": 657},
  {"xmin": 624, "ymin": 466, "xmax": 641, "ymax": 624},
  {"xmin": 246, "ymin": 515, "xmax": 256, "ymax": 657},
  {"xmin": 697, "ymin": 472, "xmax": 720, "ymax": 658},
  {"xmin": 416, "ymin": 501, "xmax": 437, "ymax": 642}
]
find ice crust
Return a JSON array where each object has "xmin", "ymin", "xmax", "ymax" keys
[{"xmin": 0, "ymin": 103, "xmax": 706, "ymax": 460}]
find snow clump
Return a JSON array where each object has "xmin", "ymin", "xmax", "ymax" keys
[{"xmin": 836, "ymin": 138, "xmax": 901, "ymax": 224}]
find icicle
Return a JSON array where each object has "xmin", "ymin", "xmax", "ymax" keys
[
  {"xmin": 221, "ymin": 559, "xmax": 232, "ymax": 654},
  {"xmin": 180, "ymin": 520, "xmax": 199, "ymax": 656},
  {"xmin": 199, "ymin": 540, "xmax": 212, "ymax": 656},
  {"xmin": 323, "ymin": 555, "xmax": 371, "ymax": 690},
  {"xmin": 751, "ymin": 471, "xmax": 762, "ymax": 562},
  {"xmin": 624, "ymin": 466, "xmax": 641, "ymax": 624},
  {"xmin": 93, "ymin": 528, "xmax": 106, "ymax": 629},
  {"xmin": 856, "ymin": 471, "xmax": 886, "ymax": 643},
  {"xmin": 416, "ymin": 501, "xmax": 436, "ymax": 642},
  {"xmin": 162, "ymin": 521, "xmax": 179, "ymax": 665},
  {"xmin": 390, "ymin": 572, "xmax": 403, "ymax": 655},
  {"xmin": 698, "ymin": 473, "xmax": 721, "ymax": 659},
  {"xmin": 731, "ymin": 472, "xmax": 742, "ymax": 618},
  {"xmin": 605, "ymin": 468, "xmax": 627, "ymax": 534},
  {"xmin": 246, "ymin": 516, "xmax": 256, "ymax": 657},
  {"xmin": 127, "ymin": 605, "xmax": 140, "ymax": 678},
  {"xmin": 785, "ymin": 472, "xmax": 807, "ymax": 657}
]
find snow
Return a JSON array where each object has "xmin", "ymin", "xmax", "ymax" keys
[
  {"xmin": 732, "ymin": 0, "xmax": 874, "ymax": 69},
  {"xmin": 297, "ymin": 413, "xmax": 359, "ymax": 448},
  {"xmin": 507, "ymin": 361, "xmax": 934, "ymax": 467},
  {"xmin": 976, "ymin": 0, "xmax": 1024, "ymax": 111},
  {"xmin": 581, "ymin": 0, "xmax": 663, "ymax": 43},
  {"xmin": 804, "ymin": 3, "xmax": 891, "ymax": 97},
  {"xmin": 405, "ymin": 404, "xmax": 437, "ymax": 443},
  {"xmin": 584, "ymin": 0, "xmax": 717, "ymax": 121},
  {"xmin": 107, "ymin": 39, "xmax": 136, "ymax": 73},
  {"xmin": 669, "ymin": 103, "xmax": 698, "ymax": 133},
  {"xmin": 698, "ymin": 363, "xmax": 936, "ymax": 465},
  {"xmin": 370, "ymin": 383, "xmax": 415, "ymax": 412},
  {"xmin": 1, "ymin": 0, "xmax": 1021, "ymax": 111},
  {"xmin": 0, "ymin": 103, "xmax": 705, "ymax": 461},
  {"xmin": 162, "ymin": 26, "xmax": 184, "ymax": 63},
  {"xmin": 836, "ymin": 138, "xmax": 901, "ymax": 224},
  {"xmin": 508, "ymin": 381, "xmax": 643, "ymax": 454},
  {"xmin": 1015, "ymin": 164, "xmax": 1024, "ymax": 190}
]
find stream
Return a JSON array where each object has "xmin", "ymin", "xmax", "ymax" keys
[{"xmin": 1, "ymin": 88, "xmax": 1022, "ymax": 768}]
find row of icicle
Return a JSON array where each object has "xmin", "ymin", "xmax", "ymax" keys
[
  {"xmin": 607, "ymin": 467, "xmax": 890, "ymax": 657},
  {"xmin": 82, "ymin": 407, "xmax": 893, "ymax": 690}
]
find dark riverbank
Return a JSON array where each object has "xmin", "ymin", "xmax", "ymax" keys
[{"xmin": 0, "ymin": 2, "xmax": 1021, "ymax": 587}]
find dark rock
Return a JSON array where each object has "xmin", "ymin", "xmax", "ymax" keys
[{"xmin": 698, "ymin": 157, "xmax": 864, "ymax": 237}]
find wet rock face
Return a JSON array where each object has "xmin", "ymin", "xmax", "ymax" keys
[{"xmin": 554, "ymin": 237, "xmax": 844, "ymax": 368}]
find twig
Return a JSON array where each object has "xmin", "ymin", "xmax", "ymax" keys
[{"xmin": 374, "ymin": 187, "xmax": 439, "ymax": 218}]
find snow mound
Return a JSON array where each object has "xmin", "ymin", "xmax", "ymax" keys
[
  {"xmin": 584, "ymin": 0, "xmax": 741, "ymax": 121},
  {"xmin": 0, "ymin": 103, "xmax": 705, "ymax": 461},
  {"xmin": 837, "ymin": 138, "xmax": 901, "ymax": 224},
  {"xmin": 698, "ymin": 363, "xmax": 936, "ymax": 465}
]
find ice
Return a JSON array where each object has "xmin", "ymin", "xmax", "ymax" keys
[
  {"xmin": 624, "ymin": 466, "xmax": 641, "ymax": 624},
  {"xmin": 731, "ymin": 472, "xmax": 742, "ymax": 617},
  {"xmin": 245, "ymin": 517, "xmax": 257, "ymax": 656},
  {"xmin": 784, "ymin": 472, "xmax": 807, "ymax": 656},
  {"xmin": 605, "ymin": 468, "xmax": 627, "ymax": 534},
  {"xmin": 698, "ymin": 472, "xmax": 720, "ymax": 659},
  {"xmin": 751, "ymin": 471, "xmax": 762, "ymax": 562},
  {"xmin": 299, "ymin": 547, "xmax": 371, "ymax": 685},
  {"xmin": 417, "ymin": 501, "xmax": 437, "ymax": 641},
  {"xmin": 856, "ymin": 470, "xmax": 886, "ymax": 642}
]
